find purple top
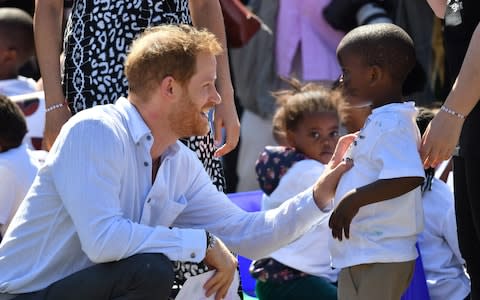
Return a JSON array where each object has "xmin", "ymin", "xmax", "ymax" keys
[{"xmin": 276, "ymin": 0, "xmax": 344, "ymax": 81}]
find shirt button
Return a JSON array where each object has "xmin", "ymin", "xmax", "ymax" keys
[
  {"xmin": 147, "ymin": 198, "xmax": 151, "ymax": 203},
  {"xmin": 146, "ymin": 135, "xmax": 152, "ymax": 141},
  {"xmin": 144, "ymin": 161, "xmax": 149, "ymax": 167},
  {"xmin": 190, "ymin": 252, "xmax": 196, "ymax": 259}
]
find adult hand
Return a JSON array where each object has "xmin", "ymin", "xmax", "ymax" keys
[
  {"xmin": 420, "ymin": 112, "xmax": 463, "ymax": 168},
  {"xmin": 43, "ymin": 106, "xmax": 71, "ymax": 150},
  {"xmin": 329, "ymin": 190, "xmax": 360, "ymax": 241},
  {"xmin": 203, "ymin": 237, "xmax": 238, "ymax": 300},
  {"xmin": 213, "ymin": 95, "xmax": 240, "ymax": 157},
  {"xmin": 313, "ymin": 134, "xmax": 356, "ymax": 209}
]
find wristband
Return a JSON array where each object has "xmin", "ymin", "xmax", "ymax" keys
[
  {"xmin": 440, "ymin": 105, "xmax": 465, "ymax": 120},
  {"xmin": 46, "ymin": 100, "xmax": 68, "ymax": 113}
]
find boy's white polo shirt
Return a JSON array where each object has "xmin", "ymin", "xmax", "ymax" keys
[{"xmin": 330, "ymin": 102, "xmax": 425, "ymax": 269}]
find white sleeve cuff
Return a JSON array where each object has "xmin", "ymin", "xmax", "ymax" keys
[
  {"xmin": 177, "ymin": 228, "xmax": 207, "ymax": 263},
  {"xmin": 319, "ymin": 199, "xmax": 334, "ymax": 213}
]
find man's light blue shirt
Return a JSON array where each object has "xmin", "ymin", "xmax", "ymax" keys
[{"xmin": 0, "ymin": 97, "xmax": 326, "ymax": 294}]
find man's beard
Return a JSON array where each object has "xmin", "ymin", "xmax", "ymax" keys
[{"xmin": 168, "ymin": 93, "xmax": 210, "ymax": 138}]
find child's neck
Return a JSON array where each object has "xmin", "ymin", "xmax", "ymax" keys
[{"xmin": 370, "ymin": 88, "xmax": 404, "ymax": 109}]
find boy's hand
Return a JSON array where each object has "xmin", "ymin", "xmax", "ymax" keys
[{"xmin": 328, "ymin": 190, "xmax": 360, "ymax": 241}]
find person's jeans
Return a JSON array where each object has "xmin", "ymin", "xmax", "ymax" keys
[{"xmin": 11, "ymin": 253, "xmax": 174, "ymax": 300}]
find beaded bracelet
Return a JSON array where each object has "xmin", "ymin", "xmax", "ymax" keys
[
  {"xmin": 45, "ymin": 101, "xmax": 67, "ymax": 113},
  {"xmin": 440, "ymin": 105, "xmax": 465, "ymax": 120}
]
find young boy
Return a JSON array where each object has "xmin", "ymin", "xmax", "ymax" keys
[
  {"xmin": 0, "ymin": 8, "xmax": 44, "ymax": 150},
  {"xmin": 0, "ymin": 95, "xmax": 43, "ymax": 241},
  {"xmin": 339, "ymin": 99, "xmax": 471, "ymax": 300},
  {"xmin": 329, "ymin": 23, "xmax": 425, "ymax": 300}
]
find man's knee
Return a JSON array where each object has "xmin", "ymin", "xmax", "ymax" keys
[{"xmin": 127, "ymin": 253, "xmax": 175, "ymax": 292}]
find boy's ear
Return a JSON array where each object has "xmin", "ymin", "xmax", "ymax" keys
[{"xmin": 369, "ymin": 65, "xmax": 383, "ymax": 86}]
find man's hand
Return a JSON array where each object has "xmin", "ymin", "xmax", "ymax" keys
[
  {"xmin": 328, "ymin": 190, "xmax": 360, "ymax": 241},
  {"xmin": 203, "ymin": 237, "xmax": 238, "ymax": 300},
  {"xmin": 313, "ymin": 134, "xmax": 355, "ymax": 209},
  {"xmin": 43, "ymin": 107, "xmax": 71, "ymax": 150},
  {"xmin": 213, "ymin": 98, "xmax": 240, "ymax": 158}
]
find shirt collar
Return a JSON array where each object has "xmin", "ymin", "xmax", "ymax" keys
[
  {"xmin": 114, "ymin": 97, "xmax": 180, "ymax": 154},
  {"xmin": 371, "ymin": 101, "xmax": 416, "ymax": 115}
]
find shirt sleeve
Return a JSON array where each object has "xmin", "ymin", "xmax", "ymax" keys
[
  {"xmin": 49, "ymin": 120, "xmax": 206, "ymax": 263},
  {"xmin": 370, "ymin": 126, "xmax": 425, "ymax": 180},
  {"xmin": 172, "ymin": 156, "xmax": 329, "ymax": 260},
  {"xmin": 443, "ymin": 201, "xmax": 466, "ymax": 265}
]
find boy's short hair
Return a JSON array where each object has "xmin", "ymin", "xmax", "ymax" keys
[
  {"xmin": 337, "ymin": 23, "xmax": 415, "ymax": 83},
  {"xmin": 0, "ymin": 8, "xmax": 34, "ymax": 66},
  {"xmin": 125, "ymin": 24, "xmax": 223, "ymax": 99},
  {"xmin": 0, "ymin": 94, "xmax": 27, "ymax": 152}
]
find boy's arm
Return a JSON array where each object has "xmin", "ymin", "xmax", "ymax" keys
[{"xmin": 329, "ymin": 176, "xmax": 424, "ymax": 241}]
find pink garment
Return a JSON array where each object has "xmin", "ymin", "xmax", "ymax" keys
[{"xmin": 276, "ymin": 0, "xmax": 344, "ymax": 81}]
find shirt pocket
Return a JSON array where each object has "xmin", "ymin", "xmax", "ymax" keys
[{"xmin": 148, "ymin": 195, "xmax": 187, "ymax": 227}]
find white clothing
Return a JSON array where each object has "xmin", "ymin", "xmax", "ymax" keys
[
  {"xmin": 0, "ymin": 77, "xmax": 37, "ymax": 96},
  {"xmin": 419, "ymin": 178, "xmax": 470, "ymax": 300},
  {"xmin": 175, "ymin": 270, "xmax": 240, "ymax": 300},
  {"xmin": 0, "ymin": 144, "xmax": 41, "ymax": 237},
  {"xmin": 9, "ymin": 92, "xmax": 46, "ymax": 149},
  {"xmin": 262, "ymin": 159, "xmax": 325, "ymax": 210},
  {"xmin": 0, "ymin": 97, "xmax": 327, "ymax": 294},
  {"xmin": 0, "ymin": 77, "xmax": 45, "ymax": 150},
  {"xmin": 263, "ymin": 159, "xmax": 338, "ymax": 281},
  {"xmin": 236, "ymin": 110, "xmax": 277, "ymax": 192},
  {"xmin": 331, "ymin": 102, "xmax": 425, "ymax": 269},
  {"xmin": 434, "ymin": 160, "xmax": 454, "ymax": 192}
]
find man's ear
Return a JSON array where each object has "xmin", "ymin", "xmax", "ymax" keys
[{"xmin": 159, "ymin": 76, "xmax": 176, "ymax": 99}]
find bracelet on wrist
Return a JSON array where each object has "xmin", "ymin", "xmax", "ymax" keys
[
  {"xmin": 440, "ymin": 105, "xmax": 465, "ymax": 120},
  {"xmin": 45, "ymin": 100, "xmax": 68, "ymax": 113}
]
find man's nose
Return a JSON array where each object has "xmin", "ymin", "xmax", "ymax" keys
[{"xmin": 210, "ymin": 88, "xmax": 221, "ymax": 105}]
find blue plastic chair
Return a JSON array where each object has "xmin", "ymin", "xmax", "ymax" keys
[
  {"xmin": 400, "ymin": 243, "xmax": 431, "ymax": 300},
  {"xmin": 227, "ymin": 190, "xmax": 262, "ymax": 213},
  {"xmin": 227, "ymin": 190, "xmax": 263, "ymax": 298}
]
